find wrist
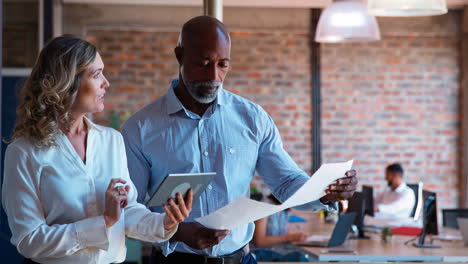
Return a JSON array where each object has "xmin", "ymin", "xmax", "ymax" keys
[
  {"xmin": 164, "ymin": 223, "xmax": 176, "ymax": 232},
  {"xmin": 163, "ymin": 215, "xmax": 171, "ymax": 230},
  {"xmin": 169, "ymin": 223, "xmax": 185, "ymax": 242},
  {"xmin": 320, "ymin": 196, "xmax": 330, "ymax": 204},
  {"xmin": 103, "ymin": 214, "xmax": 114, "ymax": 228}
]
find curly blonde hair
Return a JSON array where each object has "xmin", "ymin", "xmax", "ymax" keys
[{"xmin": 9, "ymin": 35, "xmax": 97, "ymax": 148}]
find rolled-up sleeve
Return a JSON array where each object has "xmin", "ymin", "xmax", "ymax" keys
[{"xmin": 123, "ymin": 186, "xmax": 178, "ymax": 243}]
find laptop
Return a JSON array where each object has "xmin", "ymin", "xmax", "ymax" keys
[
  {"xmin": 457, "ymin": 217, "xmax": 468, "ymax": 246},
  {"xmin": 297, "ymin": 212, "xmax": 356, "ymax": 247}
]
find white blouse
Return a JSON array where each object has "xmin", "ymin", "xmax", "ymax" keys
[{"xmin": 1, "ymin": 118, "xmax": 176, "ymax": 264}]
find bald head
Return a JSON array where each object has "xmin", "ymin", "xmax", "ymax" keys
[
  {"xmin": 174, "ymin": 16, "xmax": 231, "ymax": 104},
  {"xmin": 177, "ymin": 16, "xmax": 230, "ymax": 49}
]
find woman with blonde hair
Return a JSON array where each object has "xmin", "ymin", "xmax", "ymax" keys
[{"xmin": 2, "ymin": 35, "xmax": 192, "ymax": 264}]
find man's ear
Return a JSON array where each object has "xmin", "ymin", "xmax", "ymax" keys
[{"xmin": 175, "ymin": 46, "xmax": 183, "ymax": 65}]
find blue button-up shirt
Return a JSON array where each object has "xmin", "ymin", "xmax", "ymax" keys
[{"xmin": 121, "ymin": 79, "xmax": 327, "ymax": 256}]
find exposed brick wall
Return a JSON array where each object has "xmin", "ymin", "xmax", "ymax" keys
[
  {"xmin": 87, "ymin": 30, "xmax": 180, "ymax": 121},
  {"xmin": 225, "ymin": 31, "xmax": 313, "ymax": 182},
  {"xmin": 321, "ymin": 36, "xmax": 460, "ymax": 209},
  {"xmin": 86, "ymin": 13, "xmax": 461, "ymax": 211},
  {"xmin": 87, "ymin": 29, "xmax": 313, "ymax": 195}
]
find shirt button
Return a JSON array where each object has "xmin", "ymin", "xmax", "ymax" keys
[
  {"xmin": 229, "ymin": 147, "xmax": 235, "ymax": 154},
  {"xmin": 204, "ymin": 151, "xmax": 209, "ymax": 156},
  {"xmin": 208, "ymin": 185, "xmax": 212, "ymax": 190},
  {"xmin": 200, "ymin": 119, "xmax": 204, "ymax": 124}
]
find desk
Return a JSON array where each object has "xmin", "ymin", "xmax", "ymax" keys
[
  {"xmin": 301, "ymin": 235, "xmax": 467, "ymax": 262},
  {"xmin": 289, "ymin": 211, "xmax": 468, "ymax": 262}
]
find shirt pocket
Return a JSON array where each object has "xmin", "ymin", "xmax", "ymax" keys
[{"xmin": 223, "ymin": 144, "xmax": 258, "ymax": 198}]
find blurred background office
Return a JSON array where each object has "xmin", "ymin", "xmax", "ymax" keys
[{"xmin": 2, "ymin": 0, "xmax": 468, "ymax": 263}]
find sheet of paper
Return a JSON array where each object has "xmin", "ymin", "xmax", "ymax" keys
[
  {"xmin": 195, "ymin": 160, "xmax": 353, "ymax": 230},
  {"xmin": 306, "ymin": 235, "xmax": 331, "ymax": 242},
  {"xmin": 194, "ymin": 197, "xmax": 288, "ymax": 230},
  {"xmin": 364, "ymin": 215, "xmax": 422, "ymax": 228},
  {"xmin": 282, "ymin": 160, "xmax": 354, "ymax": 208}
]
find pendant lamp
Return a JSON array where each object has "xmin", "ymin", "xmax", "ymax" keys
[
  {"xmin": 315, "ymin": 0, "xmax": 381, "ymax": 43},
  {"xmin": 368, "ymin": 0, "xmax": 447, "ymax": 17}
]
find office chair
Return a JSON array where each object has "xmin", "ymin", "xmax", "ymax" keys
[
  {"xmin": 407, "ymin": 183, "xmax": 419, "ymax": 218},
  {"xmin": 442, "ymin": 209, "xmax": 468, "ymax": 229}
]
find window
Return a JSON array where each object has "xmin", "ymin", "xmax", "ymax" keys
[{"xmin": 3, "ymin": 0, "xmax": 39, "ymax": 68}]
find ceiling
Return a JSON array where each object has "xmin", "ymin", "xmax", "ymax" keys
[
  {"xmin": 62, "ymin": 0, "xmax": 468, "ymax": 9},
  {"xmin": 447, "ymin": 0, "xmax": 468, "ymax": 8}
]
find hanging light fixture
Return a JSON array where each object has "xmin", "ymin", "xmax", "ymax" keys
[
  {"xmin": 315, "ymin": 0, "xmax": 381, "ymax": 43},
  {"xmin": 368, "ymin": 0, "xmax": 447, "ymax": 17}
]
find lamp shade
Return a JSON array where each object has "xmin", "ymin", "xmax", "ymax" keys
[
  {"xmin": 368, "ymin": 0, "xmax": 447, "ymax": 17},
  {"xmin": 315, "ymin": 0, "xmax": 381, "ymax": 43}
]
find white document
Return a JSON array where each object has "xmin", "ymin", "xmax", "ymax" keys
[
  {"xmin": 195, "ymin": 160, "xmax": 353, "ymax": 230},
  {"xmin": 306, "ymin": 235, "xmax": 330, "ymax": 242},
  {"xmin": 364, "ymin": 215, "xmax": 422, "ymax": 228}
]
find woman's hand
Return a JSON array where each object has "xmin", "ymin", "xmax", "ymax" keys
[
  {"xmin": 103, "ymin": 178, "xmax": 130, "ymax": 228},
  {"xmin": 162, "ymin": 189, "xmax": 193, "ymax": 231},
  {"xmin": 286, "ymin": 232, "xmax": 308, "ymax": 243}
]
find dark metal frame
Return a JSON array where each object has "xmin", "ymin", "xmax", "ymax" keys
[
  {"xmin": 0, "ymin": 0, "xmax": 3, "ymax": 165},
  {"xmin": 43, "ymin": 0, "xmax": 53, "ymax": 42},
  {"xmin": 460, "ymin": 8, "xmax": 468, "ymax": 208},
  {"xmin": 310, "ymin": 9, "xmax": 322, "ymax": 173}
]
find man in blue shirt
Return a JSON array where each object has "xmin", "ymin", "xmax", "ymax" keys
[{"xmin": 122, "ymin": 16, "xmax": 357, "ymax": 264}]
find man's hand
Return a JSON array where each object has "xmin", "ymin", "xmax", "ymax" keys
[
  {"xmin": 320, "ymin": 170, "xmax": 358, "ymax": 203},
  {"xmin": 170, "ymin": 222, "xmax": 230, "ymax": 249},
  {"xmin": 162, "ymin": 189, "xmax": 193, "ymax": 231}
]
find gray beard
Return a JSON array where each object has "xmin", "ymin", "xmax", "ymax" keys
[{"xmin": 184, "ymin": 80, "xmax": 223, "ymax": 104}]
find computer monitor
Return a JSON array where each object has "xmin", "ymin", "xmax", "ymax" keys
[
  {"xmin": 414, "ymin": 190, "xmax": 440, "ymax": 248},
  {"xmin": 362, "ymin": 185, "xmax": 374, "ymax": 217},
  {"xmin": 347, "ymin": 191, "xmax": 369, "ymax": 239},
  {"xmin": 422, "ymin": 190, "xmax": 438, "ymax": 235},
  {"xmin": 442, "ymin": 209, "xmax": 468, "ymax": 229}
]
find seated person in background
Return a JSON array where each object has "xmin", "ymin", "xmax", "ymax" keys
[
  {"xmin": 374, "ymin": 163, "xmax": 416, "ymax": 218},
  {"xmin": 251, "ymin": 194, "xmax": 308, "ymax": 262}
]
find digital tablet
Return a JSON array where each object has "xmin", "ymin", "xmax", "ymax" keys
[{"xmin": 146, "ymin": 172, "xmax": 216, "ymax": 208}]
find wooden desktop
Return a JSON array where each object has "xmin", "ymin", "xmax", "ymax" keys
[{"xmin": 281, "ymin": 210, "xmax": 468, "ymax": 262}]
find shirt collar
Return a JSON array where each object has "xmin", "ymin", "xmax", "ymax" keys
[
  {"xmin": 394, "ymin": 182, "xmax": 408, "ymax": 193},
  {"xmin": 166, "ymin": 79, "xmax": 186, "ymax": 115},
  {"xmin": 166, "ymin": 78, "xmax": 225, "ymax": 116},
  {"xmin": 216, "ymin": 85, "xmax": 225, "ymax": 106},
  {"xmin": 84, "ymin": 116, "xmax": 103, "ymax": 133}
]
